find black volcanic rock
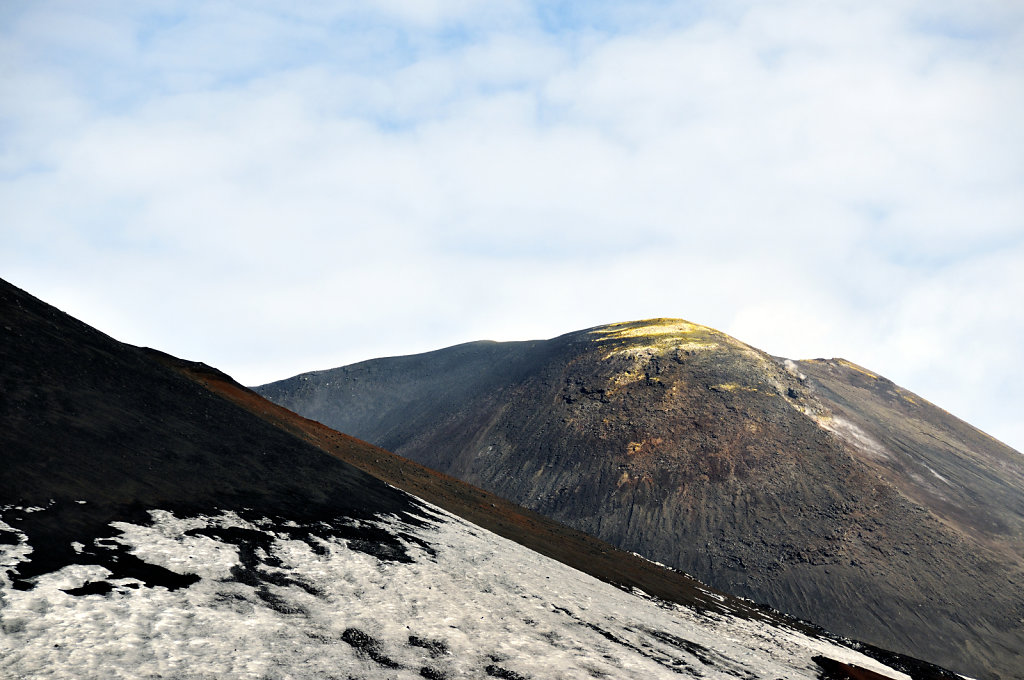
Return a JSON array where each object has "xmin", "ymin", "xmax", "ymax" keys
[{"xmin": 257, "ymin": 319, "xmax": 1024, "ymax": 680}]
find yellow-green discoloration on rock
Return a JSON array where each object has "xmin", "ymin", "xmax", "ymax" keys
[
  {"xmin": 608, "ymin": 366, "xmax": 649, "ymax": 388},
  {"xmin": 837, "ymin": 359, "xmax": 879, "ymax": 380},
  {"xmin": 590, "ymin": 319, "xmax": 730, "ymax": 359},
  {"xmin": 711, "ymin": 383, "xmax": 759, "ymax": 393},
  {"xmin": 591, "ymin": 318, "xmax": 707, "ymax": 339},
  {"xmin": 589, "ymin": 320, "xmax": 792, "ymax": 403}
]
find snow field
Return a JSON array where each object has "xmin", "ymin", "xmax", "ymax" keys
[{"xmin": 0, "ymin": 506, "xmax": 913, "ymax": 679}]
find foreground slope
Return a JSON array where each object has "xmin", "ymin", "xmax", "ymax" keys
[
  {"xmin": 258, "ymin": 319, "xmax": 1024, "ymax": 680},
  {"xmin": 0, "ymin": 281, "xmax": 956, "ymax": 679}
]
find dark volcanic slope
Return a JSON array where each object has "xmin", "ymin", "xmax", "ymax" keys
[
  {"xmin": 0, "ymin": 279, "xmax": 428, "ymax": 590},
  {"xmin": 258, "ymin": 319, "xmax": 1024, "ymax": 680},
  {"xmin": 794, "ymin": 357, "xmax": 1024, "ymax": 548}
]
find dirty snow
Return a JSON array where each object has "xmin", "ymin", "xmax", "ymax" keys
[{"xmin": 0, "ymin": 504, "xmax": 916, "ymax": 679}]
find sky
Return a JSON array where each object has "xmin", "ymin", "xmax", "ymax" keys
[{"xmin": 2, "ymin": 1, "xmax": 1022, "ymax": 453}]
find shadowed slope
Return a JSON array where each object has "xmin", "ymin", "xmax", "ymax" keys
[
  {"xmin": 258, "ymin": 319, "xmax": 1024, "ymax": 680},
  {"xmin": 0, "ymin": 279, "xmax": 429, "ymax": 592}
]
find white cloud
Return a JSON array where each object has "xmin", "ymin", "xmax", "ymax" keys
[{"xmin": 1, "ymin": 0, "xmax": 1022, "ymax": 451}]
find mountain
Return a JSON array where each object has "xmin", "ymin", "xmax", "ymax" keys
[
  {"xmin": 0, "ymin": 281, "xmax": 960, "ymax": 679},
  {"xmin": 256, "ymin": 319, "xmax": 1024, "ymax": 680}
]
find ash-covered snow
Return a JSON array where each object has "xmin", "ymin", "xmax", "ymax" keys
[{"xmin": 0, "ymin": 503, "xmax": 915, "ymax": 679}]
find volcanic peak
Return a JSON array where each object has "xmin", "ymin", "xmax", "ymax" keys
[{"xmin": 254, "ymin": 318, "xmax": 1024, "ymax": 679}]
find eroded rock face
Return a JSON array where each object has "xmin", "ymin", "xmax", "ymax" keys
[{"xmin": 258, "ymin": 319, "xmax": 1024, "ymax": 680}]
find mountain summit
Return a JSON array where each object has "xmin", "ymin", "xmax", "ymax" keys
[{"xmin": 258, "ymin": 318, "xmax": 1024, "ymax": 680}]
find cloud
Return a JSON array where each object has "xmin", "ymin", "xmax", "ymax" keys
[{"xmin": 1, "ymin": 1, "xmax": 1022, "ymax": 451}]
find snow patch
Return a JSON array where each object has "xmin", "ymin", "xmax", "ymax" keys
[
  {"xmin": 815, "ymin": 414, "xmax": 891, "ymax": 461},
  {"xmin": 0, "ymin": 506, "xmax": 914, "ymax": 679},
  {"xmin": 924, "ymin": 465, "xmax": 953, "ymax": 487}
]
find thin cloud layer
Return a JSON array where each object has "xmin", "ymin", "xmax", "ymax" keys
[{"xmin": 2, "ymin": 1, "xmax": 1022, "ymax": 451}]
